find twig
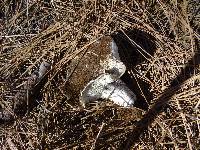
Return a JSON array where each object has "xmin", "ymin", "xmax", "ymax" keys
[
  {"xmin": 176, "ymin": 98, "xmax": 193, "ymax": 150},
  {"xmin": 7, "ymin": 138, "xmax": 18, "ymax": 150},
  {"xmin": 90, "ymin": 122, "xmax": 105, "ymax": 150},
  {"xmin": 0, "ymin": 34, "xmax": 37, "ymax": 38}
]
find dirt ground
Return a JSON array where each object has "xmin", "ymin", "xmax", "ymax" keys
[{"xmin": 0, "ymin": 0, "xmax": 199, "ymax": 149}]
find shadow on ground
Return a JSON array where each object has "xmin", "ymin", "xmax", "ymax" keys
[{"xmin": 112, "ymin": 29, "xmax": 157, "ymax": 110}]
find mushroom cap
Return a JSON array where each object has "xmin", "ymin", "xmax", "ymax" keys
[
  {"xmin": 66, "ymin": 36, "xmax": 136, "ymax": 107},
  {"xmin": 68, "ymin": 36, "xmax": 117, "ymax": 94}
]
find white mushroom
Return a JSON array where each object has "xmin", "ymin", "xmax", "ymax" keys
[
  {"xmin": 111, "ymin": 39, "xmax": 120, "ymax": 60},
  {"xmin": 80, "ymin": 39, "xmax": 137, "ymax": 107},
  {"xmin": 38, "ymin": 61, "xmax": 51, "ymax": 79},
  {"xmin": 80, "ymin": 73, "xmax": 136, "ymax": 107}
]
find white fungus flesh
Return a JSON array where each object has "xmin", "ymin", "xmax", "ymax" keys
[{"xmin": 80, "ymin": 74, "xmax": 136, "ymax": 107}]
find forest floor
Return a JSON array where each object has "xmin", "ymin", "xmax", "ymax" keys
[{"xmin": 0, "ymin": 0, "xmax": 199, "ymax": 149}]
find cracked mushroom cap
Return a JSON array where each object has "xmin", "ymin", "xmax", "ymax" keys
[{"xmin": 66, "ymin": 36, "xmax": 136, "ymax": 107}]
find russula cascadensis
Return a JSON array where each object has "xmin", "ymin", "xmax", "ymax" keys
[{"xmin": 67, "ymin": 36, "xmax": 136, "ymax": 107}]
